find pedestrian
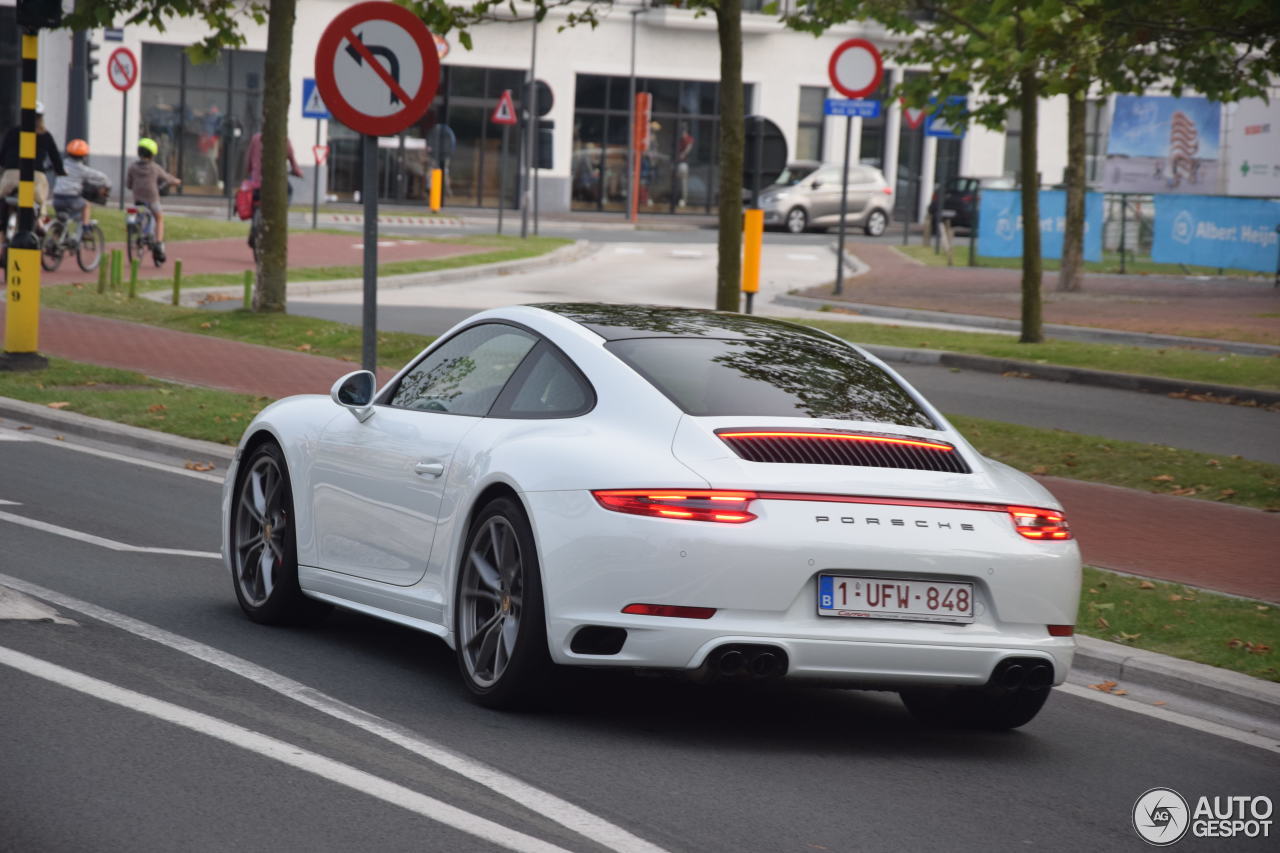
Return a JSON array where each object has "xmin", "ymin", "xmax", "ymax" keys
[{"xmin": 1, "ymin": 101, "xmax": 65, "ymax": 224}]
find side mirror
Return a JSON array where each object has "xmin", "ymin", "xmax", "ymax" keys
[
  {"xmin": 810, "ymin": 181, "xmax": 822, "ymax": 190},
  {"xmin": 330, "ymin": 370, "xmax": 376, "ymax": 422}
]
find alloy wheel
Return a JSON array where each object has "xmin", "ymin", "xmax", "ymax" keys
[
  {"xmin": 233, "ymin": 454, "xmax": 289, "ymax": 607},
  {"xmin": 459, "ymin": 515, "xmax": 525, "ymax": 688}
]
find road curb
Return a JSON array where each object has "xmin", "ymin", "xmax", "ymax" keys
[
  {"xmin": 1072, "ymin": 635, "xmax": 1280, "ymax": 722},
  {"xmin": 157, "ymin": 239, "xmax": 597, "ymax": 307},
  {"xmin": 774, "ymin": 293, "xmax": 1280, "ymax": 358}
]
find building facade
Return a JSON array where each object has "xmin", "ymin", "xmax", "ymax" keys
[{"xmin": 5, "ymin": 1, "xmax": 1088, "ymax": 221}]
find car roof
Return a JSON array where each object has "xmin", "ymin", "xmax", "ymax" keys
[{"xmin": 529, "ymin": 303, "xmax": 853, "ymax": 347}]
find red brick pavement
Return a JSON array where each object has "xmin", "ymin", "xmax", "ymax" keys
[{"xmin": 815, "ymin": 243, "xmax": 1280, "ymax": 346}]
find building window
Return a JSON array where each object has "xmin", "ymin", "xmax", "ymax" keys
[
  {"xmin": 1002, "ymin": 108, "xmax": 1021, "ymax": 179},
  {"xmin": 139, "ymin": 44, "xmax": 264, "ymax": 197},
  {"xmin": 858, "ymin": 76, "xmax": 892, "ymax": 170},
  {"xmin": 796, "ymin": 86, "xmax": 825, "ymax": 162},
  {"xmin": 1085, "ymin": 98, "xmax": 1106, "ymax": 184}
]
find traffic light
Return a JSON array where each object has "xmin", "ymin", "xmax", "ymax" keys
[
  {"xmin": 16, "ymin": 0, "xmax": 63, "ymax": 29},
  {"xmin": 536, "ymin": 119, "xmax": 553, "ymax": 170},
  {"xmin": 86, "ymin": 40, "xmax": 100, "ymax": 100}
]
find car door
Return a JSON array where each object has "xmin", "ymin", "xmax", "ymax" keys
[
  {"xmin": 308, "ymin": 323, "xmax": 539, "ymax": 586},
  {"xmin": 806, "ymin": 167, "xmax": 846, "ymax": 223},
  {"xmin": 838, "ymin": 166, "xmax": 876, "ymax": 223}
]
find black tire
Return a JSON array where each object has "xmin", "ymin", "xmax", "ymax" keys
[
  {"xmin": 864, "ymin": 208, "xmax": 888, "ymax": 237},
  {"xmin": 77, "ymin": 223, "xmax": 104, "ymax": 272},
  {"xmin": 785, "ymin": 206, "xmax": 808, "ymax": 234},
  {"xmin": 126, "ymin": 222, "xmax": 145, "ymax": 265},
  {"xmin": 40, "ymin": 221, "xmax": 64, "ymax": 271},
  {"xmin": 899, "ymin": 685, "xmax": 1050, "ymax": 731},
  {"xmin": 229, "ymin": 441, "xmax": 328, "ymax": 625},
  {"xmin": 249, "ymin": 208, "xmax": 263, "ymax": 265},
  {"xmin": 454, "ymin": 496, "xmax": 552, "ymax": 708}
]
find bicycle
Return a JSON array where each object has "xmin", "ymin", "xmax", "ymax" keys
[
  {"xmin": 126, "ymin": 201, "xmax": 165, "ymax": 267},
  {"xmin": 40, "ymin": 209, "xmax": 104, "ymax": 272}
]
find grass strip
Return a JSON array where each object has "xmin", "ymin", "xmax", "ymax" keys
[
  {"xmin": 897, "ymin": 244, "xmax": 1266, "ymax": 280},
  {"xmin": 90, "ymin": 207, "xmax": 250, "ymax": 244},
  {"xmin": 952, "ymin": 415, "xmax": 1280, "ymax": 511},
  {"xmin": 1079, "ymin": 566, "xmax": 1277, "ymax": 682},
  {"xmin": 805, "ymin": 318, "xmax": 1280, "ymax": 392}
]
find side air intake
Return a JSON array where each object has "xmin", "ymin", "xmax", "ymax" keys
[{"xmin": 716, "ymin": 429, "xmax": 970, "ymax": 474}]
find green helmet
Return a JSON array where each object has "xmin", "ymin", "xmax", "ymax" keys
[{"xmin": 138, "ymin": 137, "xmax": 159, "ymax": 157}]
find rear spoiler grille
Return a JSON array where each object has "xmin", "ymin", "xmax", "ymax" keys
[{"xmin": 716, "ymin": 429, "xmax": 970, "ymax": 474}]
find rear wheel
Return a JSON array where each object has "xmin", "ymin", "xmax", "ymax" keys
[
  {"xmin": 40, "ymin": 221, "xmax": 64, "ymax": 271},
  {"xmin": 229, "ymin": 441, "xmax": 328, "ymax": 625},
  {"xmin": 899, "ymin": 685, "xmax": 1050, "ymax": 731},
  {"xmin": 77, "ymin": 223, "xmax": 104, "ymax": 272},
  {"xmin": 249, "ymin": 208, "xmax": 264, "ymax": 265},
  {"xmin": 864, "ymin": 208, "xmax": 888, "ymax": 237},
  {"xmin": 455, "ymin": 497, "xmax": 552, "ymax": 708},
  {"xmin": 126, "ymin": 222, "xmax": 146, "ymax": 265},
  {"xmin": 785, "ymin": 206, "xmax": 808, "ymax": 234}
]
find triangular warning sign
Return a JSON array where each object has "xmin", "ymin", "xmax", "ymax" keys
[
  {"xmin": 900, "ymin": 99, "xmax": 926, "ymax": 130},
  {"xmin": 491, "ymin": 90, "xmax": 517, "ymax": 126},
  {"xmin": 305, "ymin": 85, "xmax": 328, "ymax": 116}
]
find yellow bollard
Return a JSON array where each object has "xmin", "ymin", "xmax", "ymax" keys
[
  {"xmin": 741, "ymin": 208, "xmax": 764, "ymax": 314},
  {"xmin": 429, "ymin": 168, "xmax": 443, "ymax": 212}
]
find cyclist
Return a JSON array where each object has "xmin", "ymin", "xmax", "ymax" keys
[
  {"xmin": 1, "ymin": 101, "xmax": 65, "ymax": 234},
  {"xmin": 126, "ymin": 137, "xmax": 180, "ymax": 262},
  {"xmin": 51, "ymin": 139, "xmax": 110, "ymax": 244},
  {"xmin": 242, "ymin": 128, "xmax": 303, "ymax": 250}
]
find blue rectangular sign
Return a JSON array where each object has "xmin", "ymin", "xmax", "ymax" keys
[
  {"xmin": 977, "ymin": 190, "xmax": 1104, "ymax": 262},
  {"xmin": 1153, "ymin": 195, "xmax": 1280, "ymax": 273},
  {"xmin": 301, "ymin": 78, "xmax": 331, "ymax": 120},
  {"xmin": 824, "ymin": 99, "xmax": 881, "ymax": 119},
  {"xmin": 926, "ymin": 96, "xmax": 966, "ymax": 139}
]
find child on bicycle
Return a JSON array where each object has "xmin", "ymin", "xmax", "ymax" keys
[
  {"xmin": 126, "ymin": 138, "xmax": 180, "ymax": 261},
  {"xmin": 51, "ymin": 139, "xmax": 110, "ymax": 244}
]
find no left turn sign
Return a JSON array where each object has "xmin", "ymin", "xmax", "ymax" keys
[
  {"xmin": 828, "ymin": 39, "xmax": 883, "ymax": 100},
  {"xmin": 315, "ymin": 1, "xmax": 441, "ymax": 137},
  {"xmin": 107, "ymin": 46, "xmax": 138, "ymax": 93}
]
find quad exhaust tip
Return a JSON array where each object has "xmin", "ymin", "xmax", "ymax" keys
[
  {"xmin": 992, "ymin": 658, "xmax": 1054, "ymax": 693},
  {"xmin": 706, "ymin": 644, "xmax": 788, "ymax": 681}
]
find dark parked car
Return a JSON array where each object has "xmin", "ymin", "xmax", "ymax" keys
[{"xmin": 934, "ymin": 176, "xmax": 1016, "ymax": 229}]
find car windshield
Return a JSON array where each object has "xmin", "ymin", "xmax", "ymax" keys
[
  {"xmin": 772, "ymin": 164, "xmax": 818, "ymax": 187},
  {"xmin": 606, "ymin": 336, "xmax": 937, "ymax": 427}
]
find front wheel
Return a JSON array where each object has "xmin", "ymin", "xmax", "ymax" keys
[
  {"xmin": 864, "ymin": 208, "xmax": 889, "ymax": 237},
  {"xmin": 785, "ymin": 206, "xmax": 808, "ymax": 234},
  {"xmin": 40, "ymin": 221, "xmax": 64, "ymax": 271},
  {"xmin": 126, "ymin": 222, "xmax": 146, "ymax": 265},
  {"xmin": 455, "ymin": 497, "xmax": 552, "ymax": 708},
  {"xmin": 77, "ymin": 223, "xmax": 104, "ymax": 272},
  {"xmin": 899, "ymin": 685, "xmax": 1050, "ymax": 731},
  {"xmin": 229, "ymin": 442, "xmax": 328, "ymax": 625}
]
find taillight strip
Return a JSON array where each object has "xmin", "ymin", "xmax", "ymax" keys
[
  {"xmin": 754, "ymin": 492, "xmax": 1007, "ymax": 513},
  {"xmin": 718, "ymin": 431, "xmax": 954, "ymax": 452}
]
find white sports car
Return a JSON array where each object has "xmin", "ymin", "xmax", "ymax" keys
[{"xmin": 222, "ymin": 304, "xmax": 1081, "ymax": 727}]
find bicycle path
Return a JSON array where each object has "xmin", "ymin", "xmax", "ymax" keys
[{"xmin": 2, "ymin": 304, "xmax": 1277, "ymax": 604}]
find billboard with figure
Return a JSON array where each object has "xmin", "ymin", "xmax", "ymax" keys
[
  {"xmin": 1153, "ymin": 195, "xmax": 1280, "ymax": 273},
  {"xmin": 1104, "ymin": 96, "xmax": 1221, "ymax": 194},
  {"xmin": 977, "ymin": 190, "xmax": 1103, "ymax": 261}
]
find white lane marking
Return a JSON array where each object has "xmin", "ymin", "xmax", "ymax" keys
[
  {"xmin": 669, "ymin": 250, "xmax": 703, "ymax": 259},
  {"xmin": 613, "ymin": 247, "xmax": 644, "ymax": 255},
  {"xmin": 785, "ymin": 253, "xmax": 818, "ymax": 261},
  {"xmin": 0, "ymin": 431, "xmax": 30, "ymax": 441},
  {"xmin": 0, "ymin": 499, "xmax": 21, "ymax": 506},
  {"xmin": 18, "ymin": 432, "xmax": 226, "ymax": 484},
  {"xmin": 1057, "ymin": 683, "xmax": 1280, "ymax": 755},
  {"xmin": 0, "ymin": 587, "xmax": 77, "ymax": 624},
  {"xmin": 0, "ymin": 646, "xmax": 571, "ymax": 853},
  {"xmin": 0, "ymin": 510, "xmax": 220, "ymax": 560},
  {"xmin": 0, "ymin": 575, "xmax": 669, "ymax": 853}
]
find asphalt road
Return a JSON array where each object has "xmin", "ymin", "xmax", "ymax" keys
[{"xmin": 2, "ymin": 425, "xmax": 1276, "ymax": 852}]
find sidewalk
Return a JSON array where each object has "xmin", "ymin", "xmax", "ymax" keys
[{"xmin": 2, "ymin": 304, "xmax": 1277, "ymax": 605}]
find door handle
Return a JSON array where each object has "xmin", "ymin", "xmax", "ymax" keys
[{"xmin": 414, "ymin": 461, "xmax": 445, "ymax": 478}]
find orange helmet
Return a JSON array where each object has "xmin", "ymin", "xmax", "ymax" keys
[{"xmin": 67, "ymin": 139, "xmax": 89, "ymax": 157}]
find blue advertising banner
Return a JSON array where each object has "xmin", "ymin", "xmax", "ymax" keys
[
  {"xmin": 977, "ymin": 190, "xmax": 1103, "ymax": 261},
  {"xmin": 1153, "ymin": 195, "xmax": 1280, "ymax": 273}
]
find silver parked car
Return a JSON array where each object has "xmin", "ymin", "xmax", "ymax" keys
[{"xmin": 760, "ymin": 161, "xmax": 894, "ymax": 236}]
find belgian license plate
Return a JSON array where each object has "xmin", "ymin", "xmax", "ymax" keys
[{"xmin": 818, "ymin": 575, "xmax": 974, "ymax": 623}]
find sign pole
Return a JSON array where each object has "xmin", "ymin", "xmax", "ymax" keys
[
  {"xmin": 312, "ymin": 120, "xmax": 321, "ymax": 229},
  {"xmin": 107, "ymin": 47, "xmax": 139, "ymax": 210},
  {"xmin": 119, "ymin": 89, "xmax": 127, "ymax": 210},
  {"xmin": 835, "ymin": 115, "xmax": 853, "ymax": 295},
  {"xmin": 362, "ymin": 133, "xmax": 378, "ymax": 372},
  {"xmin": 498, "ymin": 125, "xmax": 508, "ymax": 236}
]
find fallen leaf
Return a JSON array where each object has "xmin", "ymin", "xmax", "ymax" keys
[
  {"xmin": 1170, "ymin": 487, "xmax": 1198, "ymax": 496},
  {"xmin": 199, "ymin": 321, "xmax": 212, "ymax": 329},
  {"xmin": 1089, "ymin": 680, "xmax": 1118, "ymax": 692},
  {"xmin": 1151, "ymin": 474, "xmax": 1175, "ymax": 482},
  {"xmin": 1096, "ymin": 616, "xmax": 1111, "ymax": 629},
  {"xmin": 1088, "ymin": 588, "xmax": 1100, "ymax": 594},
  {"xmin": 184, "ymin": 461, "xmax": 216, "ymax": 472},
  {"xmin": 1218, "ymin": 489, "xmax": 1237, "ymax": 499},
  {"xmin": 1169, "ymin": 594, "xmax": 1183, "ymax": 602},
  {"xmin": 46, "ymin": 402, "xmax": 70, "ymax": 409},
  {"xmin": 296, "ymin": 343, "xmax": 313, "ymax": 352},
  {"xmin": 17, "ymin": 425, "xmax": 33, "ymax": 431},
  {"xmin": 147, "ymin": 404, "xmax": 166, "ymax": 413},
  {"xmin": 1153, "ymin": 701, "xmax": 1167, "ymax": 706},
  {"xmin": 1112, "ymin": 689, "xmax": 1128, "ymax": 696},
  {"xmin": 55, "ymin": 435, "xmax": 64, "ymax": 441},
  {"xmin": 1139, "ymin": 580, "xmax": 1156, "ymax": 590},
  {"xmin": 1093, "ymin": 602, "xmax": 1115, "ymax": 610},
  {"xmin": 1030, "ymin": 465, "xmax": 1049, "ymax": 475},
  {"xmin": 1258, "ymin": 606, "xmax": 1271, "ymax": 612},
  {"xmin": 1206, "ymin": 459, "xmax": 1221, "ymax": 467},
  {"xmin": 1114, "ymin": 631, "xmax": 1142, "ymax": 642}
]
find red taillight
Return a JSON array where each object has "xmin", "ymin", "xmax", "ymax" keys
[
  {"xmin": 961, "ymin": 194, "xmax": 974, "ymax": 203},
  {"xmin": 1008, "ymin": 506, "xmax": 1072, "ymax": 540},
  {"xmin": 127, "ymin": 207, "xmax": 138, "ymax": 214},
  {"xmin": 882, "ymin": 186, "xmax": 893, "ymax": 195},
  {"xmin": 622, "ymin": 603, "xmax": 717, "ymax": 619},
  {"xmin": 592, "ymin": 490, "xmax": 758, "ymax": 523},
  {"xmin": 1047, "ymin": 625, "xmax": 1075, "ymax": 637}
]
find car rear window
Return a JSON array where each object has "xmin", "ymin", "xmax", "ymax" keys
[{"xmin": 605, "ymin": 336, "xmax": 937, "ymax": 428}]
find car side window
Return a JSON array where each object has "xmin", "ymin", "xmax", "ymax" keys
[
  {"xmin": 491, "ymin": 342, "xmax": 595, "ymax": 419},
  {"xmin": 810, "ymin": 168, "xmax": 842, "ymax": 186},
  {"xmin": 389, "ymin": 324, "xmax": 537, "ymax": 416}
]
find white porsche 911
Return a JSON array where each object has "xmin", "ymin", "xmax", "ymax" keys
[{"xmin": 222, "ymin": 304, "xmax": 1081, "ymax": 728}]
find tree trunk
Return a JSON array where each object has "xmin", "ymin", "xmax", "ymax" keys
[
  {"xmin": 1058, "ymin": 90, "xmax": 1086, "ymax": 293},
  {"xmin": 715, "ymin": 0, "xmax": 743, "ymax": 312},
  {"xmin": 1017, "ymin": 68, "xmax": 1042, "ymax": 343},
  {"xmin": 255, "ymin": 0, "xmax": 296, "ymax": 312}
]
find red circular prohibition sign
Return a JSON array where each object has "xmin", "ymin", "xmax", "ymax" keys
[
  {"xmin": 828, "ymin": 38, "xmax": 884, "ymax": 101},
  {"xmin": 315, "ymin": 1, "xmax": 441, "ymax": 137}
]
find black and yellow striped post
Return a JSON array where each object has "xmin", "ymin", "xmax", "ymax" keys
[{"xmin": 1, "ymin": 29, "xmax": 49, "ymax": 371}]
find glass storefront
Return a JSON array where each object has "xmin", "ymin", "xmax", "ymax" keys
[
  {"xmin": 0, "ymin": 9, "xmax": 19, "ymax": 138},
  {"xmin": 572, "ymin": 74, "xmax": 752, "ymax": 214},
  {"xmin": 139, "ymin": 44, "xmax": 265, "ymax": 196},
  {"xmin": 327, "ymin": 65, "xmax": 526, "ymax": 207}
]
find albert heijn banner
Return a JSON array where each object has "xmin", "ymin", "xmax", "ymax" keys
[
  {"xmin": 1153, "ymin": 195, "xmax": 1280, "ymax": 273},
  {"xmin": 977, "ymin": 190, "xmax": 1103, "ymax": 261}
]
